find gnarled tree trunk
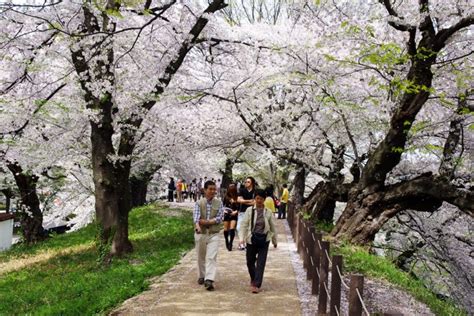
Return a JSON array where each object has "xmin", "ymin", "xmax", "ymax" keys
[
  {"xmin": 130, "ymin": 167, "xmax": 160, "ymax": 207},
  {"xmin": 6, "ymin": 161, "xmax": 45, "ymax": 243},
  {"xmin": 304, "ymin": 144, "xmax": 348, "ymax": 223},
  {"xmin": 331, "ymin": 5, "xmax": 474, "ymax": 244},
  {"xmin": 1, "ymin": 188, "xmax": 13, "ymax": 213},
  {"xmin": 291, "ymin": 166, "xmax": 306, "ymax": 210},
  {"xmin": 71, "ymin": 0, "xmax": 228, "ymax": 258},
  {"xmin": 221, "ymin": 158, "xmax": 235, "ymax": 190}
]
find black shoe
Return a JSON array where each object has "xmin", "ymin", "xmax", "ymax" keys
[
  {"xmin": 204, "ymin": 280, "xmax": 214, "ymax": 291},
  {"xmin": 198, "ymin": 277, "xmax": 204, "ymax": 285}
]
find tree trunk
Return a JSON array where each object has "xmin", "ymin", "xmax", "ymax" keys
[
  {"xmin": 1, "ymin": 188, "xmax": 13, "ymax": 213},
  {"xmin": 89, "ymin": 122, "xmax": 126, "ymax": 255},
  {"xmin": 291, "ymin": 166, "xmax": 306, "ymax": 210},
  {"xmin": 332, "ymin": 172, "xmax": 473, "ymax": 244},
  {"xmin": 331, "ymin": 9, "xmax": 474, "ymax": 244},
  {"xmin": 130, "ymin": 168, "xmax": 157, "ymax": 207},
  {"xmin": 6, "ymin": 161, "xmax": 45, "ymax": 243},
  {"xmin": 306, "ymin": 182, "xmax": 337, "ymax": 222},
  {"xmin": 221, "ymin": 158, "xmax": 234, "ymax": 190},
  {"xmin": 113, "ymin": 168, "xmax": 133, "ymax": 255},
  {"xmin": 71, "ymin": 0, "xmax": 228, "ymax": 259},
  {"xmin": 303, "ymin": 144, "xmax": 347, "ymax": 223},
  {"xmin": 130, "ymin": 176, "xmax": 148, "ymax": 207}
]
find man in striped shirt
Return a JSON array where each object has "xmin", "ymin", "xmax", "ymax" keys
[{"xmin": 194, "ymin": 180, "xmax": 224, "ymax": 291}]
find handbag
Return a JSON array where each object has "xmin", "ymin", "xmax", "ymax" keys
[{"xmin": 250, "ymin": 207, "xmax": 268, "ymax": 248}]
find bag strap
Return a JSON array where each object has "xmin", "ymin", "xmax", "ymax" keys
[{"xmin": 250, "ymin": 207, "xmax": 255, "ymax": 233}]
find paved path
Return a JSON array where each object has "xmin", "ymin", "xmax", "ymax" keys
[{"xmin": 112, "ymin": 219, "xmax": 301, "ymax": 315}]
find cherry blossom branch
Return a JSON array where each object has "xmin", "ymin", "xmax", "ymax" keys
[{"xmin": 0, "ymin": 83, "xmax": 67, "ymax": 136}]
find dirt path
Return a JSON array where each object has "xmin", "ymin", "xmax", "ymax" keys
[{"xmin": 111, "ymin": 219, "xmax": 301, "ymax": 315}]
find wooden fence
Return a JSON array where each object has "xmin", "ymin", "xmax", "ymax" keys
[{"xmin": 286, "ymin": 202, "xmax": 373, "ymax": 316}]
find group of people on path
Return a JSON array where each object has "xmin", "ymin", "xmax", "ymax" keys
[
  {"xmin": 168, "ymin": 177, "xmax": 222, "ymax": 203},
  {"xmin": 191, "ymin": 177, "xmax": 289, "ymax": 294}
]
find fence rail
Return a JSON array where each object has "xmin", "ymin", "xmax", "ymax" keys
[{"xmin": 287, "ymin": 202, "xmax": 386, "ymax": 316}]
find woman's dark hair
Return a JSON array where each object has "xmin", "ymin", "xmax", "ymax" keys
[
  {"xmin": 224, "ymin": 183, "xmax": 238, "ymax": 203},
  {"xmin": 246, "ymin": 176, "xmax": 256, "ymax": 189},
  {"xmin": 264, "ymin": 186, "xmax": 274, "ymax": 198},
  {"xmin": 226, "ymin": 184, "xmax": 238, "ymax": 199},
  {"xmin": 255, "ymin": 189, "xmax": 266, "ymax": 198}
]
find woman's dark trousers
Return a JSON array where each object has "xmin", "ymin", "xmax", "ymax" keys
[
  {"xmin": 246, "ymin": 241, "xmax": 270, "ymax": 288},
  {"xmin": 278, "ymin": 202, "xmax": 287, "ymax": 219}
]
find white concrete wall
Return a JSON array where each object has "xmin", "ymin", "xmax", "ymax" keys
[{"xmin": 0, "ymin": 219, "xmax": 13, "ymax": 251}]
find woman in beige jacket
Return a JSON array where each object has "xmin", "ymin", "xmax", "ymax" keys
[{"xmin": 239, "ymin": 189, "xmax": 277, "ymax": 293}]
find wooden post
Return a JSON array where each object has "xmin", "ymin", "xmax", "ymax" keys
[
  {"xmin": 298, "ymin": 217, "xmax": 304, "ymax": 258},
  {"xmin": 305, "ymin": 224, "xmax": 312, "ymax": 280},
  {"xmin": 295, "ymin": 214, "xmax": 301, "ymax": 253},
  {"xmin": 288, "ymin": 201, "xmax": 294, "ymax": 228},
  {"xmin": 349, "ymin": 274, "xmax": 364, "ymax": 316},
  {"xmin": 287, "ymin": 201, "xmax": 291, "ymax": 229},
  {"xmin": 290, "ymin": 204, "xmax": 295, "ymax": 237},
  {"xmin": 317, "ymin": 241, "xmax": 330, "ymax": 315},
  {"xmin": 307, "ymin": 225, "xmax": 316, "ymax": 281},
  {"xmin": 330, "ymin": 255, "xmax": 343, "ymax": 316},
  {"xmin": 312, "ymin": 232, "xmax": 322, "ymax": 295},
  {"xmin": 302, "ymin": 221, "xmax": 309, "ymax": 270}
]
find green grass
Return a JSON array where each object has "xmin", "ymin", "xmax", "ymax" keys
[
  {"xmin": 0, "ymin": 203, "xmax": 194, "ymax": 315},
  {"xmin": 0, "ymin": 220, "xmax": 97, "ymax": 262},
  {"xmin": 332, "ymin": 243, "xmax": 466, "ymax": 316},
  {"xmin": 314, "ymin": 220, "xmax": 334, "ymax": 233}
]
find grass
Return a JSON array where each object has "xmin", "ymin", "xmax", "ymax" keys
[
  {"xmin": 0, "ymin": 203, "xmax": 194, "ymax": 315},
  {"xmin": 332, "ymin": 243, "xmax": 466, "ymax": 316}
]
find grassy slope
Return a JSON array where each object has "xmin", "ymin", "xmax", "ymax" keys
[
  {"xmin": 0, "ymin": 203, "xmax": 194, "ymax": 315},
  {"xmin": 332, "ymin": 243, "xmax": 466, "ymax": 316}
]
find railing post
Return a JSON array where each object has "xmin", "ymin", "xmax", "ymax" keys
[
  {"xmin": 298, "ymin": 217, "xmax": 304, "ymax": 258},
  {"xmin": 349, "ymin": 274, "xmax": 364, "ymax": 316},
  {"xmin": 307, "ymin": 225, "xmax": 316, "ymax": 281},
  {"xmin": 330, "ymin": 255, "xmax": 343, "ymax": 316},
  {"xmin": 305, "ymin": 224, "xmax": 313, "ymax": 281},
  {"xmin": 287, "ymin": 201, "xmax": 291, "ymax": 229},
  {"xmin": 312, "ymin": 232, "xmax": 322, "ymax": 295},
  {"xmin": 293, "ymin": 207, "xmax": 298, "ymax": 239},
  {"xmin": 295, "ymin": 213, "xmax": 301, "ymax": 253},
  {"xmin": 317, "ymin": 241, "xmax": 330, "ymax": 315},
  {"xmin": 302, "ymin": 221, "xmax": 309, "ymax": 270}
]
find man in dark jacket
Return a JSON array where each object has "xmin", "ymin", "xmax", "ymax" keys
[{"xmin": 168, "ymin": 177, "xmax": 176, "ymax": 202}]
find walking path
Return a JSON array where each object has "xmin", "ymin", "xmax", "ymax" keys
[
  {"xmin": 111, "ymin": 218, "xmax": 301, "ymax": 315},
  {"xmin": 112, "ymin": 201, "xmax": 433, "ymax": 315}
]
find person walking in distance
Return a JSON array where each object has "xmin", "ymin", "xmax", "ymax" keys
[
  {"xmin": 239, "ymin": 189, "xmax": 277, "ymax": 293},
  {"xmin": 176, "ymin": 178, "xmax": 183, "ymax": 203},
  {"xmin": 197, "ymin": 178, "xmax": 203, "ymax": 200},
  {"xmin": 168, "ymin": 177, "xmax": 176, "ymax": 202},
  {"xmin": 237, "ymin": 177, "xmax": 256, "ymax": 250},
  {"xmin": 222, "ymin": 183, "xmax": 239, "ymax": 251},
  {"xmin": 278, "ymin": 184, "xmax": 289, "ymax": 219},
  {"xmin": 194, "ymin": 180, "xmax": 224, "ymax": 291},
  {"xmin": 190, "ymin": 178, "xmax": 198, "ymax": 202},
  {"xmin": 216, "ymin": 179, "xmax": 221, "ymax": 197}
]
